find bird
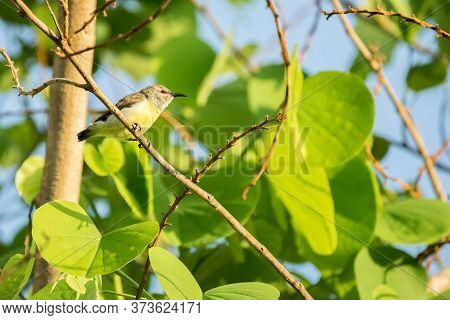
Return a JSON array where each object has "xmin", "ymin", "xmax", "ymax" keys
[{"xmin": 77, "ymin": 84, "xmax": 186, "ymax": 142}]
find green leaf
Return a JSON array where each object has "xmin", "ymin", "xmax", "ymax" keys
[
  {"xmin": 0, "ymin": 254, "xmax": 35, "ymax": 299},
  {"xmin": 0, "ymin": 119, "xmax": 42, "ymax": 167},
  {"xmin": 270, "ymin": 169, "xmax": 336, "ymax": 255},
  {"xmin": 247, "ymin": 64, "xmax": 284, "ymax": 118},
  {"xmin": 156, "ymin": 34, "xmax": 215, "ymax": 104},
  {"xmin": 32, "ymin": 281, "xmax": 77, "ymax": 300},
  {"xmin": 114, "ymin": 143, "xmax": 155, "ymax": 219},
  {"xmin": 298, "ymin": 71, "xmax": 375, "ymax": 168},
  {"xmin": 376, "ymin": 199, "xmax": 450, "ymax": 244},
  {"xmin": 372, "ymin": 284, "xmax": 399, "ymax": 300},
  {"xmin": 204, "ymin": 282, "xmax": 280, "ymax": 300},
  {"xmin": 15, "ymin": 155, "xmax": 44, "ymax": 204},
  {"xmin": 84, "ymin": 138, "xmax": 124, "ymax": 176},
  {"xmin": 298, "ymin": 158, "xmax": 380, "ymax": 270},
  {"xmin": 354, "ymin": 246, "xmax": 427, "ymax": 300},
  {"xmin": 266, "ymin": 52, "xmax": 337, "ymax": 255},
  {"xmin": 148, "ymin": 247, "xmax": 203, "ymax": 300},
  {"xmin": 164, "ymin": 165, "xmax": 259, "ymax": 246},
  {"xmin": 406, "ymin": 59, "xmax": 447, "ymax": 91},
  {"xmin": 111, "ymin": 173, "xmax": 145, "ymax": 219},
  {"xmin": 371, "ymin": 136, "xmax": 390, "ymax": 161},
  {"xmin": 193, "ymin": 79, "xmax": 257, "ymax": 151},
  {"xmin": 32, "ymin": 200, "xmax": 158, "ymax": 277},
  {"xmin": 197, "ymin": 35, "xmax": 233, "ymax": 107}
]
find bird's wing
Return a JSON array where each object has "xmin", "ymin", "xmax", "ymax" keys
[{"xmin": 94, "ymin": 92, "xmax": 147, "ymax": 122}]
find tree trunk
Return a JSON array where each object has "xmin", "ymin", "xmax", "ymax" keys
[{"xmin": 33, "ymin": 0, "xmax": 97, "ymax": 293}]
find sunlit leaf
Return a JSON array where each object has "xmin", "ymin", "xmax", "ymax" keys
[
  {"xmin": 32, "ymin": 200, "xmax": 158, "ymax": 277},
  {"xmin": 298, "ymin": 72, "xmax": 374, "ymax": 168},
  {"xmin": 149, "ymin": 247, "xmax": 202, "ymax": 300},
  {"xmin": 0, "ymin": 254, "xmax": 35, "ymax": 299},
  {"xmin": 266, "ymin": 51, "xmax": 337, "ymax": 255},
  {"xmin": 204, "ymin": 282, "xmax": 279, "ymax": 300},
  {"xmin": 376, "ymin": 199, "xmax": 450, "ymax": 244},
  {"xmin": 15, "ymin": 155, "xmax": 44, "ymax": 205},
  {"xmin": 355, "ymin": 246, "xmax": 427, "ymax": 300},
  {"xmin": 84, "ymin": 138, "xmax": 124, "ymax": 176},
  {"xmin": 164, "ymin": 165, "xmax": 259, "ymax": 246}
]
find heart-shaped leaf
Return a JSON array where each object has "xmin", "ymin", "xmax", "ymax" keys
[
  {"xmin": 84, "ymin": 138, "xmax": 124, "ymax": 176},
  {"xmin": 204, "ymin": 282, "xmax": 280, "ymax": 300},
  {"xmin": 32, "ymin": 200, "xmax": 158, "ymax": 277},
  {"xmin": 148, "ymin": 247, "xmax": 203, "ymax": 300}
]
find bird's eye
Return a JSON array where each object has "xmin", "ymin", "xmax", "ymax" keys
[{"xmin": 160, "ymin": 90, "xmax": 167, "ymax": 94}]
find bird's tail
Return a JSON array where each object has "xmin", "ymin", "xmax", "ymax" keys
[{"xmin": 77, "ymin": 128, "xmax": 94, "ymax": 142}]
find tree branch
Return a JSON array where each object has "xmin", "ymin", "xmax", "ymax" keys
[
  {"xmin": 58, "ymin": 0, "xmax": 69, "ymax": 40},
  {"xmin": 73, "ymin": 0, "xmax": 116, "ymax": 37},
  {"xmin": 68, "ymin": 0, "xmax": 170, "ymax": 56},
  {"xmin": 135, "ymin": 115, "xmax": 279, "ymax": 300},
  {"xmin": 44, "ymin": 0, "xmax": 63, "ymax": 39},
  {"xmin": 322, "ymin": 6, "xmax": 450, "ymax": 40},
  {"xmin": 10, "ymin": 0, "xmax": 313, "ymax": 300},
  {"xmin": 242, "ymin": 0, "xmax": 291, "ymax": 200},
  {"xmin": 299, "ymin": 0, "xmax": 322, "ymax": 64},
  {"xmin": 0, "ymin": 48, "xmax": 89, "ymax": 96},
  {"xmin": 328, "ymin": 0, "xmax": 447, "ymax": 202},
  {"xmin": 364, "ymin": 143, "xmax": 418, "ymax": 197}
]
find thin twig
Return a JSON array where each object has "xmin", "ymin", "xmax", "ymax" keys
[
  {"xmin": 242, "ymin": 0, "xmax": 291, "ymax": 200},
  {"xmin": 73, "ymin": 0, "xmax": 116, "ymax": 37},
  {"xmin": 10, "ymin": 0, "xmax": 313, "ymax": 300},
  {"xmin": 44, "ymin": 0, "xmax": 63, "ymax": 39},
  {"xmin": 135, "ymin": 115, "xmax": 278, "ymax": 300},
  {"xmin": 69, "ymin": 0, "xmax": 170, "ymax": 56},
  {"xmin": 1, "ymin": 48, "xmax": 89, "ymax": 96},
  {"xmin": 328, "ymin": 0, "xmax": 447, "ymax": 202},
  {"xmin": 414, "ymin": 138, "xmax": 450, "ymax": 187},
  {"xmin": 57, "ymin": 0, "xmax": 69, "ymax": 40},
  {"xmin": 24, "ymin": 199, "xmax": 35, "ymax": 257},
  {"xmin": 160, "ymin": 111, "xmax": 195, "ymax": 157},
  {"xmin": 189, "ymin": 0, "xmax": 259, "ymax": 73},
  {"xmin": 417, "ymin": 236, "xmax": 450, "ymax": 262},
  {"xmin": 322, "ymin": 6, "xmax": 450, "ymax": 40},
  {"xmin": 364, "ymin": 144, "xmax": 418, "ymax": 197},
  {"xmin": 299, "ymin": 0, "xmax": 321, "ymax": 64}
]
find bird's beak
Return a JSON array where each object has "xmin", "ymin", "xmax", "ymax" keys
[{"xmin": 172, "ymin": 92, "xmax": 187, "ymax": 98}]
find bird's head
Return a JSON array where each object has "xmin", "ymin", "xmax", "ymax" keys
[{"xmin": 140, "ymin": 84, "xmax": 186, "ymax": 111}]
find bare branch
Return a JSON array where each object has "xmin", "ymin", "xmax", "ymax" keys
[
  {"xmin": 322, "ymin": 6, "xmax": 450, "ymax": 40},
  {"xmin": 299, "ymin": 0, "xmax": 322, "ymax": 64},
  {"xmin": 160, "ymin": 111, "xmax": 195, "ymax": 158},
  {"xmin": 136, "ymin": 115, "xmax": 279, "ymax": 300},
  {"xmin": 69, "ymin": 0, "xmax": 170, "ymax": 56},
  {"xmin": 44, "ymin": 0, "xmax": 63, "ymax": 39},
  {"xmin": 328, "ymin": 0, "xmax": 447, "ymax": 202},
  {"xmin": 10, "ymin": 0, "xmax": 313, "ymax": 300},
  {"xmin": 415, "ymin": 138, "xmax": 450, "ymax": 187},
  {"xmin": 73, "ymin": 0, "xmax": 116, "ymax": 37},
  {"xmin": 364, "ymin": 144, "xmax": 418, "ymax": 197},
  {"xmin": 242, "ymin": 0, "xmax": 291, "ymax": 200},
  {"xmin": 58, "ymin": 0, "xmax": 69, "ymax": 40},
  {"xmin": 1, "ymin": 47, "xmax": 89, "ymax": 96}
]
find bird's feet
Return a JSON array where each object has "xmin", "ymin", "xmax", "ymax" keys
[{"xmin": 132, "ymin": 122, "xmax": 142, "ymax": 134}]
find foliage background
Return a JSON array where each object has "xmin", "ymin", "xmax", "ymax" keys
[{"xmin": 0, "ymin": 0, "xmax": 449, "ymax": 299}]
